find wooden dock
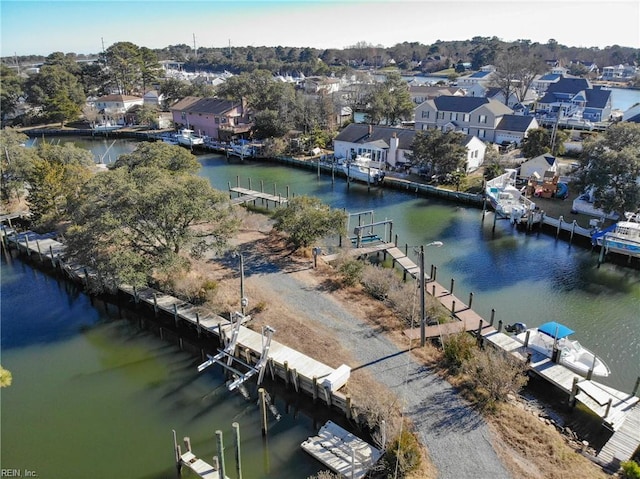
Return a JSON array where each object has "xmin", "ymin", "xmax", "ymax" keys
[
  {"xmin": 323, "ymin": 238, "xmax": 640, "ymax": 465},
  {"xmin": 229, "ymin": 186, "xmax": 288, "ymax": 207},
  {"xmin": 301, "ymin": 420, "xmax": 382, "ymax": 479}
]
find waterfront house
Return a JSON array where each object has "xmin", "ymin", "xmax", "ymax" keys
[
  {"xmin": 531, "ymin": 72, "xmax": 563, "ymax": 95},
  {"xmin": 466, "ymin": 85, "xmax": 537, "ymax": 110},
  {"xmin": 535, "ymin": 76, "xmax": 612, "ymax": 123},
  {"xmin": 456, "ymin": 66, "xmax": 496, "ymax": 88},
  {"xmin": 170, "ymin": 97, "xmax": 250, "ymax": 140},
  {"xmin": 414, "ymin": 95, "xmax": 513, "ymax": 143},
  {"xmin": 332, "ymin": 124, "xmax": 415, "ymax": 168},
  {"xmin": 94, "ymin": 94, "xmax": 144, "ymax": 116}
]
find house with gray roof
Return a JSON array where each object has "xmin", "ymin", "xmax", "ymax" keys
[
  {"xmin": 535, "ymin": 76, "xmax": 612, "ymax": 123},
  {"xmin": 494, "ymin": 115, "xmax": 539, "ymax": 146},
  {"xmin": 414, "ymin": 95, "xmax": 513, "ymax": 143},
  {"xmin": 332, "ymin": 124, "xmax": 415, "ymax": 167}
]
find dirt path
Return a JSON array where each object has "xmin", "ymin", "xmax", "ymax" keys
[{"xmin": 223, "ymin": 228, "xmax": 512, "ymax": 479}]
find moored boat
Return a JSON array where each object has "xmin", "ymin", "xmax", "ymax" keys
[
  {"xmin": 342, "ymin": 154, "xmax": 385, "ymax": 185},
  {"xmin": 485, "ymin": 169, "xmax": 536, "ymax": 222},
  {"xmin": 513, "ymin": 321, "xmax": 610, "ymax": 377},
  {"xmin": 591, "ymin": 212, "xmax": 640, "ymax": 258},
  {"xmin": 177, "ymin": 128, "xmax": 204, "ymax": 147}
]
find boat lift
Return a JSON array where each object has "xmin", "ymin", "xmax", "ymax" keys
[{"xmin": 197, "ymin": 314, "xmax": 276, "ymax": 392}]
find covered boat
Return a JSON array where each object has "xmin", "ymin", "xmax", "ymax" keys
[
  {"xmin": 342, "ymin": 154, "xmax": 385, "ymax": 185},
  {"xmin": 514, "ymin": 321, "xmax": 610, "ymax": 377},
  {"xmin": 177, "ymin": 128, "xmax": 204, "ymax": 147}
]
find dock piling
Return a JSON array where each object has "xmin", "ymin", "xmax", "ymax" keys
[
  {"xmin": 216, "ymin": 430, "xmax": 226, "ymax": 479},
  {"xmin": 259, "ymin": 388, "xmax": 268, "ymax": 436},
  {"xmin": 233, "ymin": 422, "xmax": 242, "ymax": 479}
]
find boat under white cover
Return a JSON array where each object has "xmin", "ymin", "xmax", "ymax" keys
[
  {"xmin": 342, "ymin": 154, "xmax": 385, "ymax": 185},
  {"xmin": 514, "ymin": 321, "xmax": 610, "ymax": 377}
]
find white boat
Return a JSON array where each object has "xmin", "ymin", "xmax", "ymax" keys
[
  {"xmin": 571, "ymin": 190, "xmax": 619, "ymax": 220},
  {"xmin": 513, "ymin": 321, "xmax": 610, "ymax": 377},
  {"xmin": 485, "ymin": 169, "xmax": 536, "ymax": 221},
  {"xmin": 591, "ymin": 212, "xmax": 640, "ymax": 257},
  {"xmin": 177, "ymin": 128, "xmax": 204, "ymax": 147},
  {"xmin": 161, "ymin": 134, "xmax": 179, "ymax": 145},
  {"xmin": 229, "ymin": 139, "xmax": 255, "ymax": 158},
  {"xmin": 342, "ymin": 154, "xmax": 385, "ymax": 185},
  {"xmin": 92, "ymin": 121, "xmax": 122, "ymax": 132}
]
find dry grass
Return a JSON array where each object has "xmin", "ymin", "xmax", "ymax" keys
[{"xmin": 168, "ymin": 210, "xmax": 608, "ymax": 479}]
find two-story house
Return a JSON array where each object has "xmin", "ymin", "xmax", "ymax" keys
[
  {"xmin": 170, "ymin": 97, "xmax": 250, "ymax": 140},
  {"xmin": 535, "ymin": 77, "xmax": 612, "ymax": 123},
  {"xmin": 414, "ymin": 96, "xmax": 513, "ymax": 143},
  {"xmin": 94, "ymin": 94, "xmax": 144, "ymax": 116}
]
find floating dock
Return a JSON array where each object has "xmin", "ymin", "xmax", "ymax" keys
[{"xmin": 302, "ymin": 420, "xmax": 382, "ymax": 479}]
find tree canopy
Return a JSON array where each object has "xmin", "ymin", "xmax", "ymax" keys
[
  {"xmin": 407, "ymin": 129, "xmax": 469, "ymax": 175},
  {"xmin": 25, "ymin": 64, "xmax": 85, "ymax": 125},
  {"xmin": 272, "ymin": 196, "xmax": 347, "ymax": 250},
  {"xmin": 363, "ymin": 71, "xmax": 414, "ymax": 126},
  {"xmin": 66, "ymin": 144, "xmax": 238, "ymax": 290},
  {"xmin": 578, "ymin": 123, "xmax": 640, "ymax": 215}
]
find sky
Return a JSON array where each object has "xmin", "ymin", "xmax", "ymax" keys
[{"xmin": 1, "ymin": 0, "xmax": 639, "ymax": 58}]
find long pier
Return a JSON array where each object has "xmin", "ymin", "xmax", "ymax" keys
[
  {"xmin": 2, "ymin": 228, "xmax": 355, "ymax": 419},
  {"xmin": 322, "ymin": 235, "xmax": 640, "ymax": 467}
]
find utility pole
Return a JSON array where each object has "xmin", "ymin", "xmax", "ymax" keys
[{"xmin": 419, "ymin": 245, "xmax": 426, "ymax": 347}]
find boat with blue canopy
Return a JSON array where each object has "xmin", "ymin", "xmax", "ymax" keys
[{"xmin": 514, "ymin": 321, "xmax": 610, "ymax": 378}]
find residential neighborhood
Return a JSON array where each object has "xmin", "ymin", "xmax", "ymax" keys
[{"xmin": 2, "ymin": 26, "xmax": 640, "ymax": 479}]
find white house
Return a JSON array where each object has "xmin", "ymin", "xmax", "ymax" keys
[
  {"xmin": 94, "ymin": 94, "xmax": 144, "ymax": 115},
  {"xmin": 143, "ymin": 90, "xmax": 164, "ymax": 107},
  {"xmin": 463, "ymin": 135, "xmax": 487, "ymax": 172},
  {"xmin": 519, "ymin": 154, "xmax": 557, "ymax": 179},
  {"xmin": 332, "ymin": 124, "xmax": 415, "ymax": 168}
]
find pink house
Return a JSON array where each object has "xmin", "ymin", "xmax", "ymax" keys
[{"xmin": 170, "ymin": 96, "xmax": 251, "ymax": 140}]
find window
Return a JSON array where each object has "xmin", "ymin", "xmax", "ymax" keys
[
  {"xmin": 479, "ymin": 115, "xmax": 487, "ymax": 124},
  {"xmin": 215, "ymin": 117, "xmax": 220, "ymax": 124},
  {"xmin": 437, "ymin": 112, "xmax": 445, "ymax": 120},
  {"xmin": 421, "ymin": 110, "xmax": 429, "ymax": 118},
  {"xmin": 478, "ymin": 129, "xmax": 486, "ymax": 138},
  {"xmin": 463, "ymin": 114, "xmax": 469, "ymax": 122}
]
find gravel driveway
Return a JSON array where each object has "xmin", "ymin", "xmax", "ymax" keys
[{"xmin": 248, "ymin": 265, "xmax": 511, "ymax": 479}]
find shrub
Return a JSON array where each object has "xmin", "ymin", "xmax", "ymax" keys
[
  {"xmin": 379, "ymin": 429, "xmax": 421, "ymax": 477},
  {"xmin": 338, "ymin": 259, "xmax": 364, "ymax": 287},
  {"xmin": 622, "ymin": 460, "xmax": 640, "ymax": 479},
  {"xmin": 442, "ymin": 332, "xmax": 475, "ymax": 371},
  {"xmin": 361, "ymin": 264, "xmax": 399, "ymax": 300},
  {"xmin": 465, "ymin": 347, "xmax": 529, "ymax": 410}
]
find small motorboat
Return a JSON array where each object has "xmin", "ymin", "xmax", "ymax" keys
[{"xmin": 513, "ymin": 321, "xmax": 610, "ymax": 377}]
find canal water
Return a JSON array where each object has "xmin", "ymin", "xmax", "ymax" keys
[
  {"xmin": 4, "ymin": 135, "xmax": 638, "ymax": 476},
  {"xmin": 0, "ymin": 253, "xmax": 331, "ymax": 478}
]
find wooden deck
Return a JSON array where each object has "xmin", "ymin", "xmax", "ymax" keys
[
  {"xmin": 301, "ymin": 420, "xmax": 382, "ymax": 479},
  {"xmin": 229, "ymin": 187, "xmax": 288, "ymax": 206}
]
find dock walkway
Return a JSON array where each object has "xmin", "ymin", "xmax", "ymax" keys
[
  {"xmin": 229, "ymin": 187, "xmax": 288, "ymax": 207},
  {"xmin": 2, "ymin": 228, "xmax": 351, "ymax": 409},
  {"xmin": 322, "ymin": 238, "xmax": 640, "ymax": 465}
]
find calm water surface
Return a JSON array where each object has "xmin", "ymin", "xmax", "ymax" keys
[{"xmin": 0, "ymin": 254, "xmax": 327, "ymax": 478}]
